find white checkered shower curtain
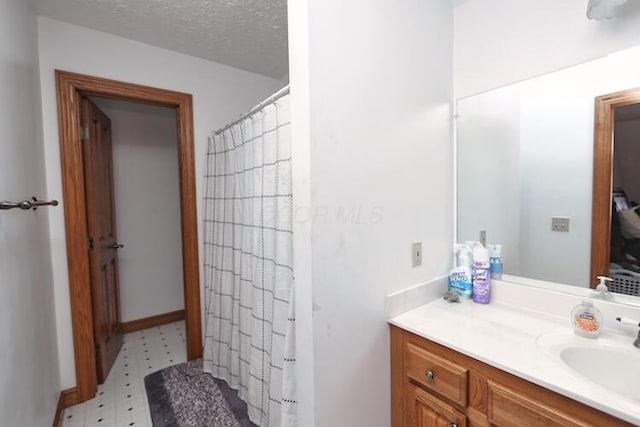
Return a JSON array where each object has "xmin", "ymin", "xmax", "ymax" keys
[{"xmin": 203, "ymin": 94, "xmax": 296, "ymax": 427}]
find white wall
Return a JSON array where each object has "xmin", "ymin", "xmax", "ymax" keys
[
  {"xmin": 37, "ymin": 17, "xmax": 284, "ymax": 389},
  {"xmin": 93, "ymin": 99, "xmax": 184, "ymax": 322},
  {"xmin": 289, "ymin": 1, "xmax": 453, "ymax": 425},
  {"xmin": 0, "ymin": 1, "xmax": 60, "ymax": 425},
  {"xmin": 286, "ymin": 0, "xmax": 316, "ymax": 425},
  {"xmin": 614, "ymin": 119, "xmax": 640, "ymax": 204},
  {"xmin": 455, "ymin": 0, "xmax": 640, "ymax": 98}
]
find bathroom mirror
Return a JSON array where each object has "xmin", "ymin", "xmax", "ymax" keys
[{"xmin": 456, "ymin": 45, "xmax": 640, "ymax": 303}]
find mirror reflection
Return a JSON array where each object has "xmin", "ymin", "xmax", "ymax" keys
[{"xmin": 456, "ymin": 46, "xmax": 640, "ymax": 298}]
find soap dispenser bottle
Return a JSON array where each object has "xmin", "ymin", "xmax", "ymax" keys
[
  {"xmin": 593, "ymin": 276, "xmax": 614, "ymax": 301},
  {"xmin": 571, "ymin": 300, "xmax": 603, "ymax": 338}
]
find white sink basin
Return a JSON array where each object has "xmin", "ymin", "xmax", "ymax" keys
[{"xmin": 537, "ymin": 330, "xmax": 640, "ymax": 402}]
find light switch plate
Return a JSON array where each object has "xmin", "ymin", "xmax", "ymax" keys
[
  {"xmin": 551, "ymin": 217, "xmax": 570, "ymax": 232},
  {"xmin": 412, "ymin": 242, "xmax": 422, "ymax": 267}
]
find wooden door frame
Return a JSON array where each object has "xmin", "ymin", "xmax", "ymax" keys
[
  {"xmin": 590, "ymin": 87, "xmax": 640, "ymax": 287},
  {"xmin": 56, "ymin": 70, "xmax": 202, "ymax": 402}
]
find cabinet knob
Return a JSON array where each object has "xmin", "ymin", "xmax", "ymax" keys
[
  {"xmin": 425, "ymin": 370, "xmax": 435, "ymax": 381},
  {"xmin": 450, "ymin": 423, "xmax": 458, "ymax": 427}
]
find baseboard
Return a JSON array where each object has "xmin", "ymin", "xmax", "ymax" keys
[
  {"xmin": 53, "ymin": 387, "xmax": 78, "ymax": 427},
  {"xmin": 120, "ymin": 309, "xmax": 185, "ymax": 334}
]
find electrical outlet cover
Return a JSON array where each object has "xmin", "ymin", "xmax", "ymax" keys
[{"xmin": 551, "ymin": 217, "xmax": 570, "ymax": 232}]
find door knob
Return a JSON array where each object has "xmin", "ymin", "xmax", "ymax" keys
[{"xmin": 111, "ymin": 243, "xmax": 124, "ymax": 249}]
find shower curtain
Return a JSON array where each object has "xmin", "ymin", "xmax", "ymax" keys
[{"xmin": 203, "ymin": 93, "xmax": 296, "ymax": 427}]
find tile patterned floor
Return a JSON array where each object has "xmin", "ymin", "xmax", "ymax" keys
[{"xmin": 62, "ymin": 321, "xmax": 187, "ymax": 427}]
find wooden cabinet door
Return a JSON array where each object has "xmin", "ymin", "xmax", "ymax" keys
[
  {"xmin": 81, "ymin": 97, "xmax": 123, "ymax": 383},
  {"xmin": 407, "ymin": 383, "xmax": 467, "ymax": 427},
  {"xmin": 486, "ymin": 380, "xmax": 592, "ymax": 427}
]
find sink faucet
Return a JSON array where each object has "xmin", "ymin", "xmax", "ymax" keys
[{"xmin": 616, "ymin": 317, "xmax": 640, "ymax": 348}]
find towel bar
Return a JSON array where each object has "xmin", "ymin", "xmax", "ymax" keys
[{"xmin": 0, "ymin": 197, "xmax": 59, "ymax": 211}]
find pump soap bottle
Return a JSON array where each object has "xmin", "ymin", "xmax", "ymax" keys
[{"xmin": 571, "ymin": 300, "xmax": 603, "ymax": 338}]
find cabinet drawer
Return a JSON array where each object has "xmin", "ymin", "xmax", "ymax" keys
[
  {"xmin": 405, "ymin": 342, "xmax": 468, "ymax": 406},
  {"xmin": 487, "ymin": 380, "xmax": 594, "ymax": 427}
]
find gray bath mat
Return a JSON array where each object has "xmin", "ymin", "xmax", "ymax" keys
[{"xmin": 144, "ymin": 359, "xmax": 257, "ymax": 427}]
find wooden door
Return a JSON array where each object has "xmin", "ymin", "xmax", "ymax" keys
[
  {"xmin": 407, "ymin": 384, "xmax": 467, "ymax": 427},
  {"xmin": 80, "ymin": 97, "xmax": 123, "ymax": 383}
]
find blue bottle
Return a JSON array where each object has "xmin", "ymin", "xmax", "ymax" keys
[{"xmin": 488, "ymin": 244, "xmax": 503, "ymax": 280}]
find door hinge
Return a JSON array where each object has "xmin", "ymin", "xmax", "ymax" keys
[
  {"xmin": 88, "ymin": 237, "xmax": 94, "ymax": 250},
  {"xmin": 81, "ymin": 127, "xmax": 89, "ymax": 140}
]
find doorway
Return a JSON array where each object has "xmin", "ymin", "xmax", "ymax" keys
[
  {"xmin": 590, "ymin": 87, "xmax": 640, "ymax": 288},
  {"xmin": 56, "ymin": 71, "xmax": 202, "ymax": 403}
]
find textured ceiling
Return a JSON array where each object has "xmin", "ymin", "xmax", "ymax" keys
[{"xmin": 35, "ymin": 0, "xmax": 289, "ymax": 78}]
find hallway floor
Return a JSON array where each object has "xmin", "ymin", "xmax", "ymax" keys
[{"xmin": 62, "ymin": 321, "xmax": 187, "ymax": 427}]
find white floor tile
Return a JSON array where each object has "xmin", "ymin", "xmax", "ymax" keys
[{"xmin": 62, "ymin": 321, "xmax": 187, "ymax": 427}]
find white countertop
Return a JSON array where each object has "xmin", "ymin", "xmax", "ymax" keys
[{"xmin": 389, "ymin": 298, "xmax": 640, "ymax": 425}]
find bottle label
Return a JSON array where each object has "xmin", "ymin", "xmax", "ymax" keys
[
  {"xmin": 472, "ymin": 264, "xmax": 491, "ymax": 304},
  {"xmin": 450, "ymin": 271, "xmax": 468, "ymax": 281},
  {"xmin": 490, "ymin": 261, "xmax": 503, "ymax": 279},
  {"xmin": 448, "ymin": 271, "xmax": 472, "ymax": 298},
  {"xmin": 473, "ymin": 268, "xmax": 489, "ymax": 283},
  {"xmin": 574, "ymin": 312, "xmax": 599, "ymax": 333}
]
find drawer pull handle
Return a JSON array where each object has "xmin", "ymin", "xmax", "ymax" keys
[
  {"xmin": 450, "ymin": 423, "xmax": 458, "ymax": 427},
  {"xmin": 425, "ymin": 370, "xmax": 435, "ymax": 381}
]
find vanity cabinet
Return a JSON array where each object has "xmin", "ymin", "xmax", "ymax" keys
[{"xmin": 391, "ymin": 325, "xmax": 633, "ymax": 427}]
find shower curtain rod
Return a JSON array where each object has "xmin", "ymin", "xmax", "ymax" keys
[{"xmin": 214, "ymin": 84, "xmax": 290, "ymax": 136}]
